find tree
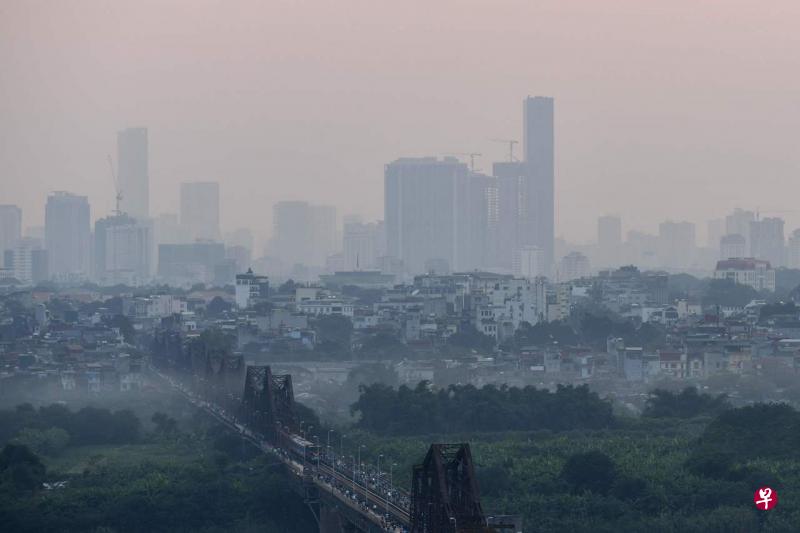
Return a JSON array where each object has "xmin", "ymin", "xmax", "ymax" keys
[
  {"xmin": 313, "ymin": 315, "xmax": 353, "ymax": 353},
  {"xmin": 152, "ymin": 412, "xmax": 178, "ymax": 435},
  {"xmin": 0, "ymin": 444, "xmax": 46, "ymax": 491},
  {"xmin": 514, "ymin": 320, "xmax": 579, "ymax": 347},
  {"xmin": 643, "ymin": 387, "xmax": 729, "ymax": 418},
  {"xmin": 448, "ymin": 324, "xmax": 495, "ymax": 352},
  {"xmin": 12, "ymin": 427, "xmax": 70, "ymax": 456},
  {"xmin": 560, "ymin": 451, "xmax": 617, "ymax": 494},
  {"xmin": 206, "ymin": 296, "xmax": 233, "ymax": 318},
  {"xmin": 695, "ymin": 403, "xmax": 800, "ymax": 460},
  {"xmin": 104, "ymin": 314, "xmax": 135, "ymax": 344},
  {"xmin": 702, "ymin": 279, "xmax": 759, "ymax": 308},
  {"xmin": 278, "ymin": 279, "xmax": 298, "ymax": 294}
]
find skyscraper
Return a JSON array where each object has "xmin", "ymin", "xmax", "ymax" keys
[
  {"xmin": 95, "ymin": 214, "xmax": 152, "ymax": 285},
  {"xmin": 45, "ymin": 192, "xmax": 91, "ymax": 279},
  {"xmin": 720, "ymin": 234, "xmax": 747, "ymax": 260},
  {"xmin": 343, "ymin": 220, "xmax": 380, "ymax": 270},
  {"xmin": 310, "ymin": 204, "xmax": 338, "ymax": 266},
  {"xmin": 106, "ymin": 223, "xmax": 152, "ymax": 286},
  {"xmin": 385, "ymin": 157, "xmax": 490, "ymax": 274},
  {"xmin": 658, "ymin": 221, "xmax": 696, "ymax": 269},
  {"xmin": 272, "ymin": 201, "xmax": 311, "ymax": 267},
  {"xmin": 271, "ymin": 201, "xmax": 338, "ymax": 267},
  {"xmin": 0, "ymin": 205, "xmax": 22, "ymax": 256},
  {"xmin": 725, "ymin": 208, "xmax": 755, "ymax": 250},
  {"xmin": 180, "ymin": 182, "xmax": 220, "ymax": 241},
  {"xmin": 597, "ymin": 215, "xmax": 622, "ymax": 267},
  {"xmin": 750, "ymin": 217, "xmax": 785, "ymax": 268},
  {"xmin": 707, "ymin": 218, "xmax": 725, "ymax": 250},
  {"xmin": 523, "ymin": 96, "xmax": 555, "ymax": 273},
  {"xmin": 787, "ymin": 229, "xmax": 800, "ymax": 269},
  {"xmin": 493, "ymin": 161, "xmax": 526, "ymax": 269},
  {"xmin": 117, "ymin": 128, "xmax": 149, "ymax": 219}
]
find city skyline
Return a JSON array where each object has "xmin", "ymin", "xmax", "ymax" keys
[{"xmin": 4, "ymin": 2, "xmax": 800, "ymax": 243}]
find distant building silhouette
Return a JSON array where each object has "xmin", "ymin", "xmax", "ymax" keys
[
  {"xmin": 117, "ymin": 127, "xmax": 149, "ymax": 219},
  {"xmin": 523, "ymin": 96, "xmax": 555, "ymax": 274},
  {"xmin": 597, "ymin": 215, "xmax": 622, "ymax": 268},
  {"xmin": 750, "ymin": 217, "xmax": 785, "ymax": 268},
  {"xmin": 720, "ymin": 233, "xmax": 747, "ymax": 260},
  {"xmin": 271, "ymin": 201, "xmax": 338, "ymax": 268},
  {"xmin": 180, "ymin": 182, "xmax": 220, "ymax": 241},
  {"xmin": 385, "ymin": 157, "xmax": 492, "ymax": 274},
  {"xmin": 45, "ymin": 192, "xmax": 91, "ymax": 280},
  {"xmin": 0, "ymin": 205, "xmax": 22, "ymax": 257},
  {"xmin": 95, "ymin": 214, "xmax": 152, "ymax": 285}
]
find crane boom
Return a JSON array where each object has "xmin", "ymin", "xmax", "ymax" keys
[
  {"xmin": 107, "ymin": 154, "xmax": 123, "ymax": 215},
  {"xmin": 490, "ymin": 138, "xmax": 519, "ymax": 162}
]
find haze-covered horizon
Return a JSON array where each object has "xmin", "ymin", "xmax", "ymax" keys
[{"xmin": 3, "ymin": 0, "xmax": 800, "ymax": 246}]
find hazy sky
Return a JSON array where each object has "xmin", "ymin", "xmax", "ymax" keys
[{"xmin": 2, "ymin": 0, "xmax": 800, "ymax": 248}]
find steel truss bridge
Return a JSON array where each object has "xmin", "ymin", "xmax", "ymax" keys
[{"xmin": 151, "ymin": 355, "xmax": 517, "ymax": 533}]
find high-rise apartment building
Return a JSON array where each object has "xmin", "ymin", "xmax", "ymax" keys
[
  {"xmin": 725, "ymin": 208, "xmax": 755, "ymax": 250},
  {"xmin": 117, "ymin": 128, "xmax": 149, "ymax": 219},
  {"xmin": 310, "ymin": 205, "xmax": 338, "ymax": 266},
  {"xmin": 787, "ymin": 229, "xmax": 800, "ymax": 269},
  {"xmin": 720, "ymin": 234, "xmax": 747, "ymax": 260},
  {"xmin": 494, "ymin": 161, "xmax": 526, "ymax": 270},
  {"xmin": 45, "ymin": 192, "xmax": 91, "ymax": 279},
  {"xmin": 0, "ymin": 205, "xmax": 22, "ymax": 257},
  {"xmin": 658, "ymin": 221, "xmax": 696, "ymax": 269},
  {"xmin": 707, "ymin": 218, "xmax": 725, "ymax": 250},
  {"xmin": 385, "ymin": 157, "xmax": 492, "ymax": 274},
  {"xmin": 10, "ymin": 238, "xmax": 44, "ymax": 285},
  {"xmin": 271, "ymin": 201, "xmax": 338, "ymax": 267},
  {"xmin": 343, "ymin": 220, "xmax": 385, "ymax": 270},
  {"xmin": 597, "ymin": 215, "xmax": 622, "ymax": 267},
  {"xmin": 95, "ymin": 214, "xmax": 151, "ymax": 285},
  {"xmin": 523, "ymin": 96, "xmax": 555, "ymax": 273},
  {"xmin": 750, "ymin": 217, "xmax": 785, "ymax": 268},
  {"xmin": 180, "ymin": 182, "xmax": 220, "ymax": 241},
  {"xmin": 559, "ymin": 251, "xmax": 591, "ymax": 281}
]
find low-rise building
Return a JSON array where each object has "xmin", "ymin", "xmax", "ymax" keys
[{"xmin": 713, "ymin": 258, "xmax": 775, "ymax": 292}]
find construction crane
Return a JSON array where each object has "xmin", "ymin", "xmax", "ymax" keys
[
  {"xmin": 444, "ymin": 152, "xmax": 482, "ymax": 172},
  {"xmin": 107, "ymin": 154, "xmax": 123, "ymax": 216},
  {"xmin": 490, "ymin": 138, "xmax": 519, "ymax": 162}
]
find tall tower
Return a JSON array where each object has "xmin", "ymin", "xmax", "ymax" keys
[
  {"xmin": 597, "ymin": 215, "xmax": 622, "ymax": 268},
  {"xmin": 45, "ymin": 192, "xmax": 91, "ymax": 279},
  {"xmin": 0, "ymin": 205, "xmax": 22, "ymax": 256},
  {"xmin": 385, "ymin": 157, "xmax": 477, "ymax": 274},
  {"xmin": 523, "ymin": 96, "xmax": 555, "ymax": 274},
  {"xmin": 180, "ymin": 182, "xmax": 220, "ymax": 242},
  {"xmin": 117, "ymin": 128, "xmax": 149, "ymax": 219}
]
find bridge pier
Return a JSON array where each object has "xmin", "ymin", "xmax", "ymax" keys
[{"xmin": 319, "ymin": 503, "xmax": 358, "ymax": 533}]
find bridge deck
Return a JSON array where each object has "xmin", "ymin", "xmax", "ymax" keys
[{"xmin": 155, "ymin": 369, "xmax": 410, "ymax": 532}]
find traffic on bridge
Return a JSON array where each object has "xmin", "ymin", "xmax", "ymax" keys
[{"xmin": 151, "ymin": 355, "xmax": 513, "ymax": 533}]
